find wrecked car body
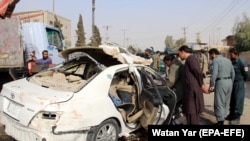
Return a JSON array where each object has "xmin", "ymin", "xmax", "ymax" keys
[{"xmin": 0, "ymin": 46, "xmax": 176, "ymax": 141}]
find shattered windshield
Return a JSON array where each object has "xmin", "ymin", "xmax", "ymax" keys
[{"xmin": 29, "ymin": 56, "xmax": 101, "ymax": 92}]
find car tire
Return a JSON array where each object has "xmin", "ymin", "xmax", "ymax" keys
[{"xmin": 87, "ymin": 119, "xmax": 120, "ymax": 141}]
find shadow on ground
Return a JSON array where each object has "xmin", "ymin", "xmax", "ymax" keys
[{"xmin": 200, "ymin": 108, "xmax": 215, "ymax": 125}]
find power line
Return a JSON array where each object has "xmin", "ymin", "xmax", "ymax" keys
[{"xmin": 201, "ymin": 0, "xmax": 239, "ymax": 34}]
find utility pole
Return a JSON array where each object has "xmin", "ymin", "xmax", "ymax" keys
[
  {"xmin": 125, "ymin": 38, "xmax": 130, "ymax": 48},
  {"xmin": 122, "ymin": 28, "xmax": 128, "ymax": 47},
  {"xmin": 182, "ymin": 27, "xmax": 188, "ymax": 41},
  {"xmin": 52, "ymin": 0, "xmax": 55, "ymax": 13},
  {"xmin": 103, "ymin": 25, "xmax": 111, "ymax": 43},
  {"xmin": 196, "ymin": 32, "xmax": 200, "ymax": 39},
  {"xmin": 92, "ymin": 0, "xmax": 95, "ymax": 38},
  {"xmin": 196, "ymin": 32, "xmax": 201, "ymax": 45}
]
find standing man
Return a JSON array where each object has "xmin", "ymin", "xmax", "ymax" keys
[
  {"xmin": 153, "ymin": 51, "xmax": 161, "ymax": 71},
  {"xmin": 136, "ymin": 48, "xmax": 152, "ymax": 59},
  {"xmin": 199, "ymin": 49, "xmax": 208, "ymax": 81},
  {"xmin": 226, "ymin": 48, "xmax": 248, "ymax": 124},
  {"xmin": 178, "ymin": 45, "xmax": 205, "ymax": 125},
  {"xmin": 36, "ymin": 50, "xmax": 52, "ymax": 65},
  {"xmin": 208, "ymin": 48, "xmax": 235, "ymax": 125},
  {"xmin": 27, "ymin": 50, "xmax": 37, "ymax": 76}
]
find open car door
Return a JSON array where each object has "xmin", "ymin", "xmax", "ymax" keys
[{"xmin": 137, "ymin": 66, "xmax": 177, "ymax": 127}]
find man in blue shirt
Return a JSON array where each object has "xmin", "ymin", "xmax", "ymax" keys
[
  {"xmin": 36, "ymin": 50, "xmax": 52, "ymax": 64},
  {"xmin": 208, "ymin": 48, "xmax": 235, "ymax": 125}
]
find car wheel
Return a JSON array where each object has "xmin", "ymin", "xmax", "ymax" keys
[{"xmin": 87, "ymin": 119, "xmax": 120, "ymax": 141}]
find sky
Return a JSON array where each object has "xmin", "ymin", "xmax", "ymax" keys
[{"xmin": 14, "ymin": 0, "xmax": 250, "ymax": 51}]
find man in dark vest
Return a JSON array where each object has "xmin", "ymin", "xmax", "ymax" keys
[{"xmin": 226, "ymin": 48, "xmax": 249, "ymax": 124}]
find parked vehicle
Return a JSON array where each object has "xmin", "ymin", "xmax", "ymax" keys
[
  {"xmin": 0, "ymin": 16, "xmax": 64, "ymax": 81},
  {"xmin": 0, "ymin": 0, "xmax": 20, "ymax": 19},
  {"xmin": 0, "ymin": 46, "xmax": 177, "ymax": 141}
]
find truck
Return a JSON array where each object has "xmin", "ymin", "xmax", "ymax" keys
[
  {"xmin": 0, "ymin": 0, "xmax": 65, "ymax": 83},
  {"xmin": 0, "ymin": 0, "xmax": 20, "ymax": 19}
]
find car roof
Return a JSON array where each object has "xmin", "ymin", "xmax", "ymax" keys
[
  {"xmin": 59, "ymin": 45, "xmax": 153, "ymax": 66},
  {"xmin": 59, "ymin": 46, "xmax": 121, "ymax": 66}
]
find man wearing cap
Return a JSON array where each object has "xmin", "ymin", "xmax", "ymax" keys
[{"xmin": 143, "ymin": 48, "xmax": 152, "ymax": 59}]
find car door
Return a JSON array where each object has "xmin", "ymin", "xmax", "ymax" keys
[{"xmin": 136, "ymin": 66, "xmax": 177, "ymax": 127}]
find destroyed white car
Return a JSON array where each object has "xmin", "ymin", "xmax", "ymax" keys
[{"xmin": 0, "ymin": 46, "xmax": 176, "ymax": 141}]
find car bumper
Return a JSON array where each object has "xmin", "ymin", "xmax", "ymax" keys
[{"xmin": 1, "ymin": 113, "xmax": 88, "ymax": 141}]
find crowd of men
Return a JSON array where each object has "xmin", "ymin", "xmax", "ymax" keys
[{"xmin": 139, "ymin": 45, "xmax": 248, "ymax": 125}]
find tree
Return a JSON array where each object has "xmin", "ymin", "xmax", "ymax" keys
[
  {"xmin": 164, "ymin": 35, "xmax": 175, "ymax": 48},
  {"xmin": 53, "ymin": 15, "xmax": 64, "ymax": 50},
  {"xmin": 196, "ymin": 38, "xmax": 201, "ymax": 45},
  {"xmin": 233, "ymin": 13, "xmax": 250, "ymax": 52},
  {"xmin": 164, "ymin": 35, "xmax": 178, "ymax": 53},
  {"xmin": 75, "ymin": 14, "xmax": 86, "ymax": 47},
  {"xmin": 175, "ymin": 38, "xmax": 186, "ymax": 49},
  {"xmin": 89, "ymin": 25, "xmax": 102, "ymax": 47}
]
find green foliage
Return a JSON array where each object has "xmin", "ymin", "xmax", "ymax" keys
[
  {"xmin": 53, "ymin": 15, "xmax": 63, "ymax": 50},
  {"xmin": 164, "ymin": 35, "xmax": 176, "ymax": 49},
  {"xmin": 233, "ymin": 14, "xmax": 250, "ymax": 52},
  {"xmin": 164, "ymin": 35, "xmax": 186, "ymax": 51},
  {"xmin": 196, "ymin": 38, "xmax": 201, "ymax": 45},
  {"xmin": 89, "ymin": 25, "xmax": 102, "ymax": 47},
  {"xmin": 175, "ymin": 38, "xmax": 186, "ymax": 49},
  {"xmin": 75, "ymin": 14, "xmax": 86, "ymax": 47}
]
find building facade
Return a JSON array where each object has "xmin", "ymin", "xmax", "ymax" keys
[
  {"xmin": 222, "ymin": 35, "xmax": 235, "ymax": 46},
  {"xmin": 13, "ymin": 10, "xmax": 71, "ymax": 47}
]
